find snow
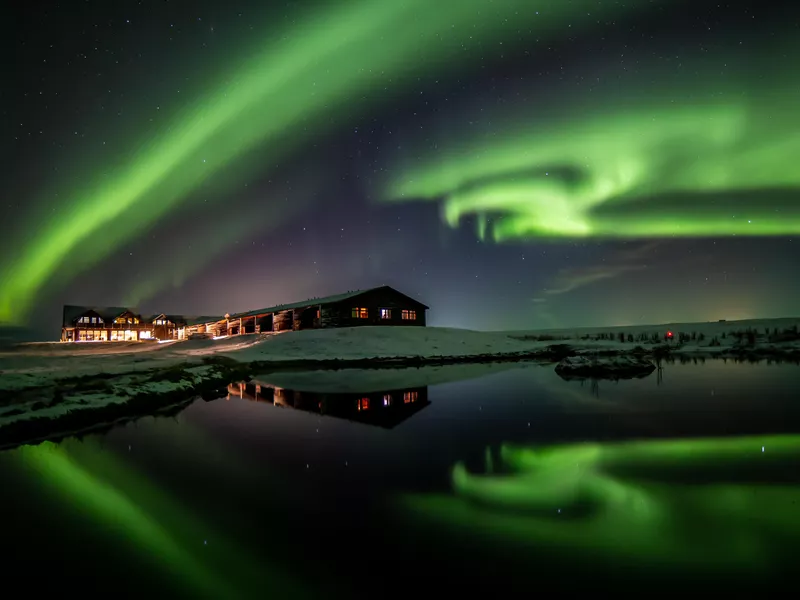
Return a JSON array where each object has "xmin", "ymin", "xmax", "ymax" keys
[
  {"xmin": 507, "ymin": 317, "xmax": 800, "ymax": 345},
  {"xmin": 217, "ymin": 326, "xmax": 545, "ymax": 362},
  {"xmin": 554, "ymin": 355, "xmax": 656, "ymax": 379},
  {"xmin": 1, "ymin": 320, "xmax": 797, "ymax": 443}
]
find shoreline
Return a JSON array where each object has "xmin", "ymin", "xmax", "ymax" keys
[{"xmin": 1, "ymin": 341, "xmax": 798, "ymax": 450}]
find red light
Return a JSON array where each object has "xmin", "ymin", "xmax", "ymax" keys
[{"xmin": 667, "ymin": 331, "xmax": 673, "ymax": 337}]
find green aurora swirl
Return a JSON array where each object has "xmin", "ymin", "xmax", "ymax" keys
[{"xmin": 385, "ymin": 44, "xmax": 800, "ymax": 242}]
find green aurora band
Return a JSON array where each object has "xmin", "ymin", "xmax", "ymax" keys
[
  {"xmin": 402, "ymin": 435, "xmax": 800, "ymax": 574},
  {"xmin": 0, "ymin": 0, "xmax": 655, "ymax": 324},
  {"xmin": 386, "ymin": 55, "xmax": 800, "ymax": 242}
]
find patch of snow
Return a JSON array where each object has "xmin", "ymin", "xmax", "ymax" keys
[{"xmin": 555, "ymin": 355, "xmax": 656, "ymax": 379}]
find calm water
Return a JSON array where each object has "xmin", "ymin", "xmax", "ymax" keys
[{"xmin": 2, "ymin": 360, "xmax": 800, "ymax": 597}]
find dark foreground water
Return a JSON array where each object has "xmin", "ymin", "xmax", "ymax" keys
[{"xmin": 2, "ymin": 360, "xmax": 800, "ymax": 597}]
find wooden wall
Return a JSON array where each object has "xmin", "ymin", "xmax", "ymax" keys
[
  {"xmin": 320, "ymin": 288, "xmax": 427, "ymax": 328},
  {"xmin": 273, "ymin": 310, "xmax": 293, "ymax": 332}
]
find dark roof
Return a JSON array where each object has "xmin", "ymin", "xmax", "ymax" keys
[
  {"xmin": 229, "ymin": 286, "xmax": 429, "ymax": 319},
  {"xmin": 142, "ymin": 314, "xmax": 192, "ymax": 326},
  {"xmin": 62, "ymin": 305, "xmax": 141, "ymax": 326},
  {"xmin": 182, "ymin": 315, "xmax": 225, "ymax": 326}
]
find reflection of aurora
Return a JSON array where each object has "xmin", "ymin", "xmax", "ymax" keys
[
  {"xmin": 386, "ymin": 68, "xmax": 800, "ymax": 241},
  {"xmin": 402, "ymin": 435, "xmax": 800, "ymax": 573},
  {"xmin": 14, "ymin": 440, "xmax": 306, "ymax": 599}
]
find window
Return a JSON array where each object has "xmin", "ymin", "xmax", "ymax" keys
[
  {"xmin": 140, "ymin": 331, "xmax": 152, "ymax": 339},
  {"xmin": 403, "ymin": 391, "xmax": 419, "ymax": 404},
  {"xmin": 357, "ymin": 398, "xmax": 370, "ymax": 411},
  {"xmin": 383, "ymin": 394, "xmax": 392, "ymax": 406},
  {"xmin": 79, "ymin": 330, "xmax": 107, "ymax": 342},
  {"xmin": 115, "ymin": 316, "xmax": 127, "ymax": 324},
  {"xmin": 79, "ymin": 316, "xmax": 90, "ymax": 324},
  {"xmin": 316, "ymin": 309, "xmax": 320, "ymax": 319},
  {"xmin": 380, "ymin": 308, "xmax": 392, "ymax": 320},
  {"xmin": 90, "ymin": 317, "xmax": 96, "ymax": 324},
  {"xmin": 112, "ymin": 330, "xmax": 137, "ymax": 341},
  {"xmin": 351, "ymin": 307, "xmax": 368, "ymax": 319},
  {"xmin": 401, "ymin": 310, "xmax": 417, "ymax": 320}
]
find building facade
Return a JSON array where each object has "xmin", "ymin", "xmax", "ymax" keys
[
  {"xmin": 61, "ymin": 306, "xmax": 186, "ymax": 342},
  {"xmin": 206, "ymin": 285, "xmax": 428, "ymax": 336},
  {"xmin": 61, "ymin": 286, "xmax": 428, "ymax": 342}
]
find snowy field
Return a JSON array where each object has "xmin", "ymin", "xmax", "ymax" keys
[
  {"xmin": 507, "ymin": 317, "xmax": 800, "ymax": 342},
  {"xmin": 0, "ymin": 320, "xmax": 798, "ymax": 442},
  {"xmin": 2, "ymin": 320, "xmax": 798, "ymax": 393}
]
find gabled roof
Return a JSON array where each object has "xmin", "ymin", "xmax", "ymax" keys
[
  {"xmin": 62, "ymin": 305, "xmax": 141, "ymax": 326},
  {"xmin": 165, "ymin": 314, "xmax": 190, "ymax": 326},
  {"xmin": 229, "ymin": 286, "xmax": 428, "ymax": 319}
]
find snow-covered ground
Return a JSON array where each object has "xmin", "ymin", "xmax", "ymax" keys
[
  {"xmin": 507, "ymin": 317, "xmax": 800, "ymax": 344},
  {"xmin": 1, "ymin": 321, "xmax": 797, "ymax": 445},
  {"xmin": 0, "ymin": 328, "xmax": 545, "ymax": 392}
]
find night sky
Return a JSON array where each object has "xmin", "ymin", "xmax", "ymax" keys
[{"xmin": 6, "ymin": 0, "xmax": 799, "ymax": 336}]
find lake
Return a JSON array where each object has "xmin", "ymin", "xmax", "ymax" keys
[{"xmin": 1, "ymin": 359, "xmax": 799, "ymax": 597}]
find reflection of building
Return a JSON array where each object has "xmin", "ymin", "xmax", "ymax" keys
[
  {"xmin": 61, "ymin": 285, "xmax": 428, "ymax": 342},
  {"xmin": 226, "ymin": 381, "xmax": 430, "ymax": 429}
]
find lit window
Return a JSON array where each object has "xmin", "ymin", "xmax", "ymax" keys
[
  {"xmin": 401, "ymin": 310, "xmax": 417, "ymax": 320},
  {"xmin": 383, "ymin": 394, "xmax": 392, "ymax": 406},
  {"xmin": 351, "ymin": 307, "xmax": 368, "ymax": 319},
  {"xmin": 357, "ymin": 397, "xmax": 370, "ymax": 411},
  {"xmin": 403, "ymin": 391, "xmax": 419, "ymax": 403},
  {"xmin": 316, "ymin": 309, "xmax": 321, "ymax": 319},
  {"xmin": 140, "ymin": 331, "xmax": 152, "ymax": 339},
  {"xmin": 380, "ymin": 308, "xmax": 392, "ymax": 319}
]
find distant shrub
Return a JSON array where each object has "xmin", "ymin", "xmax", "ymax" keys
[
  {"xmin": 698, "ymin": 332, "xmax": 705, "ymax": 341},
  {"xmin": 709, "ymin": 337, "xmax": 721, "ymax": 347},
  {"xmin": 618, "ymin": 332, "xmax": 626, "ymax": 343},
  {"xmin": 627, "ymin": 333, "xmax": 634, "ymax": 343}
]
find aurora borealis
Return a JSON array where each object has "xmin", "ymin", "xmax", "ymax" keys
[{"xmin": 6, "ymin": 0, "xmax": 799, "ymax": 332}]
